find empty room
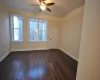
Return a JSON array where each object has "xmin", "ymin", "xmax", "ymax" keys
[{"xmin": 0, "ymin": 0, "xmax": 100, "ymax": 80}]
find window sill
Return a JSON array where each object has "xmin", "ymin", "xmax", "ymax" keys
[
  {"xmin": 12, "ymin": 40, "xmax": 23, "ymax": 42},
  {"xmin": 28, "ymin": 40, "xmax": 47, "ymax": 42}
]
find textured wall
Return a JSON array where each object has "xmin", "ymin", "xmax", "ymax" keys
[
  {"xmin": 77, "ymin": 0, "xmax": 100, "ymax": 80},
  {"xmin": 60, "ymin": 6, "xmax": 84, "ymax": 61},
  {"xmin": 0, "ymin": 4, "xmax": 10, "ymax": 59}
]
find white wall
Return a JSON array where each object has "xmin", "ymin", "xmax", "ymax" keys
[
  {"xmin": 59, "ymin": 6, "xmax": 84, "ymax": 61},
  {"xmin": 0, "ymin": 4, "xmax": 10, "ymax": 60},
  {"xmin": 76, "ymin": 0, "xmax": 100, "ymax": 80},
  {"xmin": 9, "ymin": 9, "xmax": 63, "ymax": 51}
]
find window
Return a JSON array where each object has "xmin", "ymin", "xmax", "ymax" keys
[
  {"xmin": 29, "ymin": 19, "xmax": 47, "ymax": 41},
  {"xmin": 11, "ymin": 15, "xmax": 23, "ymax": 41}
]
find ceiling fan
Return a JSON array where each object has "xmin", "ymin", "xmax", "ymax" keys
[{"xmin": 30, "ymin": 0, "xmax": 55, "ymax": 12}]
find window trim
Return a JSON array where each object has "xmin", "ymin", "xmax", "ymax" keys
[
  {"xmin": 28, "ymin": 18, "xmax": 47, "ymax": 42},
  {"xmin": 11, "ymin": 14, "xmax": 23, "ymax": 42}
]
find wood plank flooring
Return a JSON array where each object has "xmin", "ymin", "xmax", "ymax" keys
[{"xmin": 0, "ymin": 49, "xmax": 77, "ymax": 80}]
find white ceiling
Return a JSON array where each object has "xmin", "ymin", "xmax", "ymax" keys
[{"xmin": 1, "ymin": 0, "xmax": 85, "ymax": 16}]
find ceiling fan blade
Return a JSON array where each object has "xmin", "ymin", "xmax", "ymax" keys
[
  {"xmin": 46, "ymin": 3, "xmax": 55, "ymax": 6},
  {"xmin": 39, "ymin": 0, "xmax": 41, "ymax": 3},
  {"xmin": 30, "ymin": 4, "xmax": 39, "ymax": 6},
  {"xmin": 39, "ymin": 0, "xmax": 46, "ymax": 3},
  {"xmin": 46, "ymin": 8, "xmax": 52, "ymax": 12},
  {"xmin": 42, "ymin": 0, "xmax": 46, "ymax": 1},
  {"xmin": 43, "ymin": 2, "xmax": 46, "ymax": 5},
  {"xmin": 39, "ymin": 9, "xmax": 42, "ymax": 12}
]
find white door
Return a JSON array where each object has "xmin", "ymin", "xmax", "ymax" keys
[{"xmin": 47, "ymin": 27, "xmax": 58, "ymax": 49}]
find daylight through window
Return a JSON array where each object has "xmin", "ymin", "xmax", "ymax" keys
[
  {"xmin": 11, "ymin": 15, "xmax": 23, "ymax": 41},
  {"xmin": 29, "ymin": 19, "xmax": 47, "ymax": 41}
]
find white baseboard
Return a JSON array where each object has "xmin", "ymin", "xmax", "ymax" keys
[
  {"xmin": 11, "ymin": 48, "xmax": 52, "ymax": 52},
  {"xmin": 59, "ymin": 47, "xmax": 78, "ymax": 61},
  {"xmin": 0, "ymin": 51, "xmax": 10, "ymax": 62}
]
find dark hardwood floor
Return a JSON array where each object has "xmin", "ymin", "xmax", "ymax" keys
[{"xmin": 0, "ymin": 49, "xmax": 77, "ymax": 80}]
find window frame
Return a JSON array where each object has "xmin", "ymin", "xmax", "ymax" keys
[
  {"xmin": 28, "ymin": 18, "xmax": 47, "ymax": 42},
  {"xmin": 11, "ymin": 14, "xmax": 23, "ymax": 42}
]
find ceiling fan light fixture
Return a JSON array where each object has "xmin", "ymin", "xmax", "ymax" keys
[
  {"xmin": 40, "ymin": 2, "xmax": 46, "ymax": 11},
  {"xmin": 30, "ymin": 0, "xmax": 55, "ymax": 12}
]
